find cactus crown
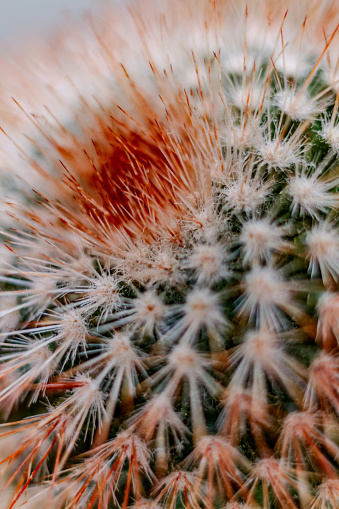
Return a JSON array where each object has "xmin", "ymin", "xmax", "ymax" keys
[{"xmin": 1, "ymin": 1, "xmax": 339, "ymax": 508}]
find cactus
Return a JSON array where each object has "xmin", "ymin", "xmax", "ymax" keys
[{"xmin": 1, "ymin": 0, "xmax": 339, "ymax": 507}]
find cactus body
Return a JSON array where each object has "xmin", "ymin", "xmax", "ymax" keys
[{"xmin": 1, "ymin": 1, "xmax": 339, "ymax": 508}]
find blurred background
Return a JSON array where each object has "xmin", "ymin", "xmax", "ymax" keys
[{"xmin": 0, "ymin": 0, "xmax": 104, "ymax": 49}]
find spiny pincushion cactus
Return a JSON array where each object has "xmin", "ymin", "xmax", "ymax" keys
[{"xmin": 1, "ymin": 0, "xmax": 339, "ymax": 507}]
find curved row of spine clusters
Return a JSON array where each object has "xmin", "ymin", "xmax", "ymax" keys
[{"xmin": 1, "ymin": 0, "xmax": 339, "ymax": 508}]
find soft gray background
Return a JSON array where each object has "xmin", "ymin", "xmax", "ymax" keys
[{"xmin": 0, "ymin": 0, "xmax": 105, "ymax": 48}]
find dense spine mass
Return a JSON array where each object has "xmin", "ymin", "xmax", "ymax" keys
[{"xmin": 1, "ymin": 0, "xmax": 339, "ymax": 507}]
